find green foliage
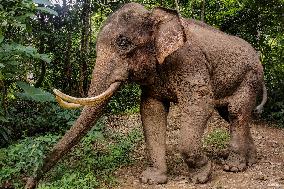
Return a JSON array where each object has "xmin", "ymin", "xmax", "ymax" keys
[
  {"xmin": 0, "ymin": 0, "xmax": 54, "ymax": 80},
  {"xmin": 0, "ymin": 101, "xmax": 80, "ymax": 147},
  {"xmin": 17, "ymin": 81, "xmax": 55, "ymax": 102},
  {"xmin": 0, "ymin": 118, "xmax": 143, "ymax": 188},
  {"xmin": 0, "ymin": 125, "xmax": 10, "ymax": 146},
  {"xmin": 0, "ymin": 0, "xmax": 57, "ymax": 121},
  {"xmin": 204, "ymin": 129, "xmax": 230, "ymax": 150},
  {"xmin": 38, "ymin": 172, "xmax": 100, "ymax": 189},
  {"xmin": 11, "ymin": 102, "xmax": 79, "ymax": 132},
  {"xmin": 0, "ymin": 134, "xmax": 60, "ymax": 188},
  {"xmin": 0, "ymin": 43, "xmax": 51, "ymax": 80},
  {"xmin": 107, "ymin": 83, "xmax": 141, "ymax": 114},
  {"xmin": 33, "ymin": 0, "xmax": 53, "ymax": 6},
  {"xmin": 0, "ymin": 5, "xmax": 50, "ymax": 85},
  {"xmin": 262, "ymin": 35, "xmax": 284, "ymax": 124},
  {"xmin": 36, "ymin": 7, "xmax": 58, "ymax": 16}
]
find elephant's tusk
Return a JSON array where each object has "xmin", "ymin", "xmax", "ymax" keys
[
  {"xmin": 55, "ymin": 96, "xmax": 83, "ymax": 109},
  {"xmin": 53, "ymin": 82, "xmax": 121, "ymax": 106}
]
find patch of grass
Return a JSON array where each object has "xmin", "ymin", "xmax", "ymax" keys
[
  {"xmin": 203, "ymin": 129, "xmax": 230, "ymax": 150},
  {"xmin": 0, "ymin": 117, "xmax": 143, "ymax": 189}
]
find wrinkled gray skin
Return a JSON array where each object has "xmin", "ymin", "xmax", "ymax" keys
[{"xmin": 25, "ymin": 3, "xmax": 266, "ymax": 188}]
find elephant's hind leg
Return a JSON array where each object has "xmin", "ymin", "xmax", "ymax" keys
[
  {"xmin": 224, "ymin": 72, "xmax": 259, "ymax": 172},
  {"xmin": 140, "ymin": 95, "xmax": 169, "ymax": 184}
]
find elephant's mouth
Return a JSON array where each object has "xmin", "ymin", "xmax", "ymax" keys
[{"xmin": 53, "ymin": 82, "xmax": 121, "ymax": 109}]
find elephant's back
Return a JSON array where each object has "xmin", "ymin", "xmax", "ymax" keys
[
  {"xmin": 183, "ymin": 18, "xmax": 258, "ymax": 65},
  {"xmin": 182, "ymin": 18, "xmax": 263, "ymax": 98}
]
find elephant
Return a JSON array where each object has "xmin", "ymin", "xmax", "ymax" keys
[{"xmin": 25, "ymin": 3, "xmax": 267, "ymax": 188}]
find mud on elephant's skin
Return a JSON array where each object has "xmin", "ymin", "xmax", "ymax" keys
[{"xmin": 25, "ymin": 3, "xmax": 267, "ymax": 188}]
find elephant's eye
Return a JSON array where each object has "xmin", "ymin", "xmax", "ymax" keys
[{"xmin": 115, "ymin": 35, "xmax": 133, "ymax": 50}]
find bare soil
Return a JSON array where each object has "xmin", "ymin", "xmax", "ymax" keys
[{"xmin": 106, "ymin": 105, "xmax": 284, "ymax": 189}]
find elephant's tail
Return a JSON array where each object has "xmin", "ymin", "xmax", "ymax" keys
[{"xmin": 254, "ymin": 81, "xmax": 267, "ymax": 114}]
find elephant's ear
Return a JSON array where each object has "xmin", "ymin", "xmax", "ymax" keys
[{"xmin": 152, "ymin": 7, "xmax": 185, "ymax": 64}]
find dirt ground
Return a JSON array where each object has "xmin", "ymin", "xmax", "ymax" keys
[{"xmin": 106, "ymin": 105, "xmax": 284, "ymax": 189}]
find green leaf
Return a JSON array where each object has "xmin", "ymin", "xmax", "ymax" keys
[
  {"xmin": 12, "ymin": 22, "xmax": 26, "ymax": 31},
  {"xmin": 37, "ymin": 53, "xmax": 51, "ymax": 63},
  {"xmin": 33, "ymin": 0, "xmax": 52, "ymax": 6},
  {"xmin": 0, "ymin": 116, "xmax": 9, "ymax": 122},
  {"xmin": 67, "ymin": 121, "xmax": 75, "ymax": 126},
  {"xmin": 0, "ymin": 63, "xmax": 4, "ymax": 68},
  {"xmin": 6, "ymin": 60, "xmax": 20, "ymax": 66},
  {"xmin": 0, "ymin": 35, "xmax": 3, "ymax": 44},
  {"xmin": 17, "ymin": 81, "xmax": 55, "ymax": 102},
  {"xmin": 14, "ymin": 44, "xmax": 37, "ymax": 56},
  {"xmin": 36, "ymin": 7, "xmax": 58, "ymax": 16},
  {"xmin": 16, "ymin": 13, "xmax": 36, "ymax": 22}
]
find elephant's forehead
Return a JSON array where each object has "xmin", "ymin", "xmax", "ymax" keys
[
  {"xmin": 104, "ymin": 2, "xmax": 148, "ymax": 25},
  {"xmin": 99, "ymin": 22, "xmax": 120, "ymax": 40},
  {"xmin": 96, "ymin": 22, "xmax": 122, "ymax": 50},
  {"xmin": 97, "ymin": 3, "xmax": 150, "ymax": 44}
]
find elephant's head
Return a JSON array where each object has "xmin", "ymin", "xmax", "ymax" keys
[{"xmin": 54, "ymin": 3, "xmax": 185, "ymax": 108}]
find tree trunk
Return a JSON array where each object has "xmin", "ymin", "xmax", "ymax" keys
[
  {"xmin": 1, "ymin": 80, "xmax": 7, "ymax": 116},
  {"xmin": 79, "ymin": 0, "xmax": 91, "ymax": 97},
  {"xmin": 64, "ymin": 31, "xmax": 72, "ymax": 93},
  {"xmin": 191, "ymin": 0, "xmax": 195, "ymax": 18},
  {"xmin": 200, "ymin": 0, "xmax": 205, "ymax": 22},
  {"xmin": 256, "ymin": 6, "xmax": 261, "ymax": 52},
  {"xmin": 34, "ymin": 13, "xmax": 46, "ymax": 88},
  {"xmin": 61, "ymin": 0, "xmax": 73, "ymax": 93}
]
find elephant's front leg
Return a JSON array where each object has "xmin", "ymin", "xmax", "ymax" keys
[
  {"xmin": 140, "ymin": 95, "xmax": 169, "ymax": 184},
  {"xmin": 178, "ymin": 85, "xmax": 213, "ymax": 184}
]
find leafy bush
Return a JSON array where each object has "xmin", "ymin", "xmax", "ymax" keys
[
  {"xmin": 0, "ymin": 101, "xmax": 80, "ymax": 147},
  {"xmin": 0, "ymin": 134, "xmax": 60, "ymax": 188},
  {"xmin": 38, "ymin": 172, "xmax": 100, "ymax": 189},
  {"xmin": 203, "ymin": 128, "xmax": 230, "ymax": 159},
  {"xmin": 262, "ymin": 36, "xmax": 284, "ymax": 125},
  {"xmin": 107, "ymin": 83, "xmax": 141, "ymax": 114},
  {"xmin": 203, "ymin": 129, "xmax": 230, "ymax": 150},
  {"xmin": 0, "ymin": 118, "xmax": 143, "ymax": 188}
]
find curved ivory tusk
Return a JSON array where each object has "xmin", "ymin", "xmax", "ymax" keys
[
  {"xmin": 55, "ymin": 96, "xmax": 83, "ymax": 109},
  {"xmin": 53, "ymin": 82, "xmax": 121, "ymax": 106}
]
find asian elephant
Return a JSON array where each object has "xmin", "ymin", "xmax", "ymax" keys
[{"xmin": 25, "ymin": 3, "xmax": 267, "ymax": 188}]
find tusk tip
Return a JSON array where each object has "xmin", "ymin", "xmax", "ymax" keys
[
  {"xmin": 55, "ymin": 95, "xmax": 83, "ymax": 109},
  {"xmin": 53, "ymin": 88, "xmax": 60, "ymax": 94}
]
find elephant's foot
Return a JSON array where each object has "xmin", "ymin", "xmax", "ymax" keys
[
  {"xmin": 184, "ymin": 154, "xmax": 212, "ymax": 184},
  {"xmin": 224, "ymin": 152, "xmax": 246, "ymax": 172},
  {"xmin": 246, "ymin": 145, "xmax": 257, "ymax": 166},
  {"xmin": 24, "ymin": 177, "xmax": 37, "ymax": 189},
  {"xmin": 140, "ymin": 167, "xmax": 168, "ymax": 184},
  {"xmin": 224, "ymin": 141, "xmax": 257, "ymax": 172},
  {"xmin": 191, "ymin": 159, "xmax": 212, "ymax": 184}
]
